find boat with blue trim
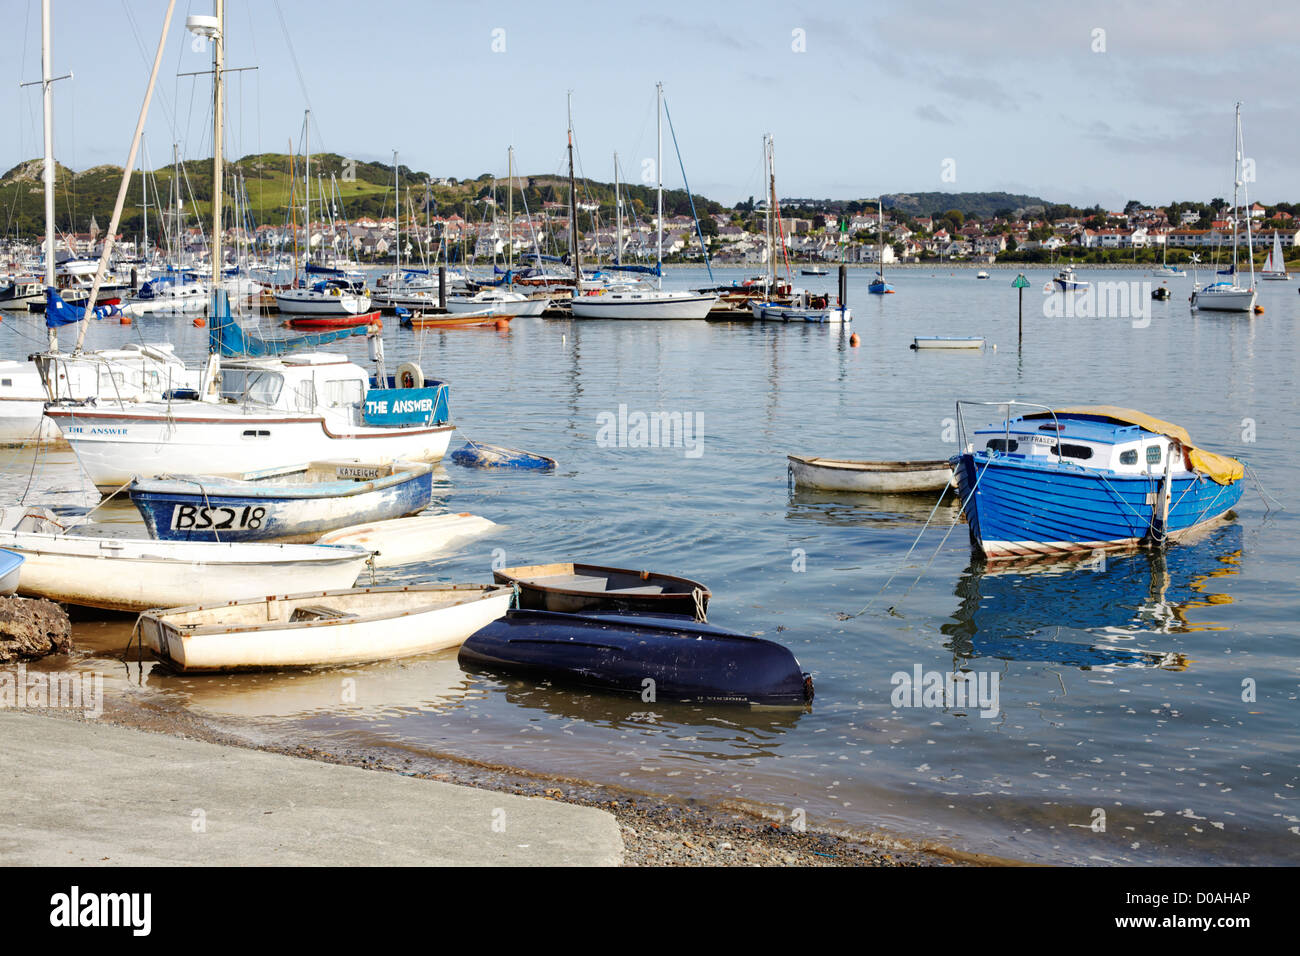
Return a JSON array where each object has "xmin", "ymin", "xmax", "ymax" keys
[
  {"xmin": 954, "ymin": 403, "xmax": 1245, "ymax": 560},
  {"xmin": 128, "ymin": 459, "xmax": 434, "ymax": 543}
]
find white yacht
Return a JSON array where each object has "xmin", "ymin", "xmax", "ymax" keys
[{"xmin": 1191, "ymin": 104, "xmax": 1257, "ymax": 313}]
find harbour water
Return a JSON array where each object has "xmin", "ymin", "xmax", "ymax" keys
[{"xmin": 4, "ymin": 266, "xmax": 1296, "ymax": 865}]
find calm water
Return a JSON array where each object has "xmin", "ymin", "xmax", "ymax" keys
[{"xmin": 4, "ymin": 267, "xmax": 1297, "ymax": 865}]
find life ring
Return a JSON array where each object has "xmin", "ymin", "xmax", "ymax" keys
[{"xmin": 395, "ymin": 361, "xmax": 424, "ymax": 389}]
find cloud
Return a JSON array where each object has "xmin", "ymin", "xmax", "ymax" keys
[{"xmin": 916, "ymin": 104, "xmax": 955, "ymax": 125}]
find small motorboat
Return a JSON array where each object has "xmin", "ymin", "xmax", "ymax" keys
[
  {"xmin": 449, "ymin": 442, "xmax": 556, "ymax": 471},
  {"xmin": 315, "ymin": 512, "xmax": 497, "ymax": 568},
  {"xmin": 284, "ymin": 311, "xmax": 382, "ymax": 330},
  {"xmin": 459, "ymin": 609, "xmax": 814, "ymax": 707},
  {"xmin": 129, "ymin": 460, "xmax": 433, "ymax": 543},
  {"xmin": 912, "ymin": 336, "xmax": 985, "ymax": 349},
  {"xmin": 0, "ymin": 507, "xmax": 370, "ymax": 611},
  {"xmin": 954, "ymin": 403, "xmax": 1245, "ymax": 559},
  {"xmin": 400, "ymin": 309, "xmax": 509, "ymax": 330},
  {"xmin": 800, "ymin": 266, "xmax": 828, "ymax": 276},
  {"xmin": 976, "ymin": 271, "xmax": 990, "ymax": 279},
  {"xmin": 1151, "ymin": 286, "xmax": 1172, "ymax": 300},
  {"xmin": 493, "ymin": 562, "xmax": 710, "ymax": 618},
  {"xmin": 787, "ymin": 455, "xmax": 955, "ymax": 494},
  {"xmin": 0, "ymin": 548, "xmax": 24, "ymax": 595},
  {"xmin": 140, "ymin": 583, "xmax": 513, "ymax": 672},
  {"xmin": 1049, "ymin": 266, "xmax": 1089, "ymax": 291}
]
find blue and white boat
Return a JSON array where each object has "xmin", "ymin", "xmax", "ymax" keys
[
  {"xmin": 0, "ymin": 548, "xmax": 25, "ymax": 595},
  {"xmin": 1049, "ymin": 266, "xmax": 1089, "ymax": 291},
  {"xmin": 954, "ymin": 403, "xmax": 1245, "ymax": 560},
  {"xmin": 750, "ymin": 289, "xmax": 851, "ymax": 323},
  {"xmin": 867, "ymin": 273, "xmax": 894, "ymax": 295},
  {"xmin": 128, "ymin": 459, "xmax": 434, "ymax": 543}
]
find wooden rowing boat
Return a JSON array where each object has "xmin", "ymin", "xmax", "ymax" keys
[
  {"xmin": 284, "ymin": 311, "xmax": 382, "ymax": 330},
  {"xmin": 400, "ymin": 310, "xmax": 510, "ymax": 330},
  {"xmin": 0, "ymin": 507, "xmax": 370, "ymax": 612},
  {"xmin": 140, "ymin": 583, "xmax": 513, "ymax": 672},
  {"xmin": 493, "ymin": 562, "xmax": 710, "ymax": 618},
  {"xmin": 129, "ymin": 459, "xmax": 433, "ymax": 543},
  {"xmin": 911, "ymin": 336, "xmax": 985, "ymax": 349},
  {"xmin": 787, "ymin": 455, "xmax": 955, "ymax": 494}
]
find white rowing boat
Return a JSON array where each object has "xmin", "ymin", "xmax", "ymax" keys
[
  {"xmin": 0, "ymin": 507, "xmax": 370, "ymax": 611},
  {"xmin": 139, "ymin": 583, "xmax": 513, "ymax": 672},
  {"xmin": 787, "ymin": 455, "xmax": 955, "ymax": 494},
  {"xmin": 315, "ymin": 512, "xmax": 498, "ymax": 568},
  {"xmin": 912, "ymin": 336, "xmax": 985, "ymax": 350}
]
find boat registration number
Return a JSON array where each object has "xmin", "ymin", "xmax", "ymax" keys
[{"xmin": 171, "ymin": 504, "xmax": 267, "ymax": 531}]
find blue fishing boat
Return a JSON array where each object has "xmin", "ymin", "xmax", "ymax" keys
[
  {"xmin": 459, "ymin": 609, "xmax": 814, "ymax": 707},
  {"xmin": 129, "ymin": 460, "xmax": 433, "ymax": 543},
  {"xmin": 954, "ymin": 403, "xmax": 1245, "ymax": 560},
  {"xmin": 867, "ymin": 273, "xmax": 894, "ymax": 295}
]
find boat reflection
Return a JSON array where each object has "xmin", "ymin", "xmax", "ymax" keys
[
  {"xmin": 477, "ymin": 674, "xmax": 808, "ymax": 756},
  {"xmin": 142, "ymin": 650, "xmax": 480, "ymax": 720},
  {"xmin": 942, "ymin": 524, "xmax": 1243, "ymax": 670},
  {"xmin": 786, "ymin": 487, "xmax": 961, "ymax": 528}
]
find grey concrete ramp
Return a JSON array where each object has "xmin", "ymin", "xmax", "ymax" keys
[{"xmin": 0, "ymin": 712, "xmax": 622, "ymax": 866}]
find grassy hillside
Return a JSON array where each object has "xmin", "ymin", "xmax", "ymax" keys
[{"xmin": 0, "ymin": 153, "xmax": 726, "ymax": 239}]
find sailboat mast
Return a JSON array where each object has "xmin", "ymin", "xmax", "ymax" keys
[
  {"xmin": 393, "ymin": 150, "xmax": 400, "ymax": 276},
  {"xmin": 507, "ymin": 145, "xmax": 514, "ymax": 268},
  {"xmin": 614, "ymin": 151, "xmax": 621, "ymax": 267},
  {"xmin": 567, "ymin": 92, "xmax": 581, "ymax": 287},
  {"xmin": 879, "ymin": 196, "xmax": 884, "ymax": 280},
  {"xmin": 303, "ymin": 109, "xmax": 310, "ymax": 271},
  {"xmin": 210, "ymin": 0, "xmax": 223, "ymax": 295},
  {"xmin": 1238, "ymin": 103, "xmax": 1255, "ymax": 288},
  {"xmin": 40, "ymin": 0, "xmax": 56, "ymax": 349},
  {"xmin": 767, "ymin": 136, "xmax": 776, "ymax": 287},
  {"xmin": 656, "ymin": 81, "xmax": 663, "ymax": 290}
]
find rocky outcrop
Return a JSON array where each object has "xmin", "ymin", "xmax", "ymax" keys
[{"xmin": 0, "ymin": 596, "xmax": 72, "ymax": 664}]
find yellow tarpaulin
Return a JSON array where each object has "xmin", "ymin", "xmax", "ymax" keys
[{"xmin": 1047, "ymin": 406, "xmax": 1244, "ymax": 485}]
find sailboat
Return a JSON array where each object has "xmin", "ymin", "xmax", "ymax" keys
[
  {"xmin": 1151, "ymin": 230, "xmax": 1185, "ymax": 277},
  {"xmin": 867, "ymin": 197, "xmax": 894, "ymax": 294},
  {"xmin": 44, "ymin": 1, "xmax": 456, "ymax": 492},
  {"xmin": 1190, "ymin": 103, "xmax": 1257, "ymax": 312},
  {"xmin": 1260, "ymin": 230, "xmax": 1290, "ymax": 280},
  {"xmin": 570, "ymin": 84, "xmax": 718, "ymax": 319},
  {"xmin": 274, "ymin": 111, "xmax": 372, "ymax": 316}
]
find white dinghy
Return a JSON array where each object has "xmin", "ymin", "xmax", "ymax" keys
[
  {"xmin": 315, "ymin": 512, "xmax": 498, "ymax": 568},
  {"xmin": 787, "ymin": 455, "xmax": 955, "ymax": 494},
  {"xmin": 139, "ymin": 583, "xmax": 513, "ymax": 672},
  {"xmin": 0, "ymin": 507, "xmax": 370, "ymax": 611}
]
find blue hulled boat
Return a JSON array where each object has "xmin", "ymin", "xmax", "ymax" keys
[{"xmin": 954, "ymin": 403, "xmax": 1245, "ymax": 559}]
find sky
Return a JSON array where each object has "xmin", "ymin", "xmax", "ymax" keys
[{"xmin": 6, "ymin": 0, "xmax": 1300, "ymax": 211}]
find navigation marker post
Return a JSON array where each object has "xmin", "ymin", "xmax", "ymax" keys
[{"xmin": 1012, "ymin": 273, "xmax": 1030, "ymax": 348}]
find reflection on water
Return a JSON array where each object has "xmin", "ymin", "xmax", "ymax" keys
[
  {"xmin": 786, "ymin": 487, "xmax": 961, "ymax": 528},
  {"xmin": 944, "ymin": 523, "xmax": 1243, "ymax": 671}
]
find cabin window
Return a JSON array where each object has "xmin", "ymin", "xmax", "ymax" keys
[
  {"xmin": 1146, "ymin": 445, "xmax": 1163, "ymax": 465},
  {"xmin": 295, "ymin": 381, "xmax": 317, "ymax": 412},
  {"xmin": 986, "ymin": 438, "xmax": 1019, "ymax": 453},
  {"xmin": 1054, "ymin": 443, "xmax": 1093, "ymax": 460},
  {"xmin": 221, "ymin": 368, "xmax": 283, "ymax": 406},
  {"xmin": 323, "ymin": 379, "xmax": 364, "ymax": 408},
  {"xmin": 1119, "ymin": 449, "xmax": 1138, "ymax": 465},
  {"xmin": 0, "ymin": 379, "xmax": 10, "ymax": 387}
]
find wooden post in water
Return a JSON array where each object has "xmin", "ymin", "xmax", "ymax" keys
[
  {"xmin": 838, "ymin": 264, "xmax": 847, "ymax": 306},
  {"xmin": 438, "ymin": 265, "xmax": 446, "ymax": 311}
]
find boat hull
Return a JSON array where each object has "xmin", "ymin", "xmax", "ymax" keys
[
  {"xmin": 141, "ymin": 584, "xmax": 512, "ymax": 671},
  {"xmin": 1191, "ymin": 287, "xmax": 1256, "ymax": 312},
  {"xmin": 788, "ymin": 455, "xmax": 954, "ymax": 494},
  {"xmin": 129, "ymin": 463, "xmax": 434, "ymax": 542},
  {"xmin": 0, "ymin": 534, "xmax": 369, "ymax": 611},
  {"xmin": 751, "ymin": 303, "xmax": 851, "ymax": 323},
  {"xmin": 493, "ymin": 562, "xmax": 710, "ymax": 617},
  {"xmin": 274, "ymin": 291, "xmax": 372, "ymax": 315},
  {"xmin": 459, "ymin": 609, "xmax": 813, "ymax": 706},
  {"xmin": 46, "ymin": 407, "xmax": 454, "ymax": 492},
  {"xmin": 569, "ymin": 292, "xmax": 718, "ymax": 319},
  {"xmin": 315, "ymin": 513, "xmax": 497, "ymax": 568},
  {"xmin": 955, "ymin": 453, "xmax": 1244, "ymax": 559}
]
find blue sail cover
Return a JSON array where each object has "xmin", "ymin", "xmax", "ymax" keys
[
  {"xmin": 45, "ymin": 287, "xmax": 119, "ymax": 328},
  {"xmin": 601, "ymin": 263, "xmax": 662, "ymax": 276},
  {"xmin": 208, "ymin": 290, "xmax": 366, "ymax": 357},
  {"xmin": 304, "ymin": 263, "xmax": 345, "ymax": 276}
]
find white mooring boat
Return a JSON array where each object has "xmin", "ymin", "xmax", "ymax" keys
[
  {"xmin": 787, "ymin": 455, "xmax": 955, "ymax": 494},
  {"xmin": 0, "ymin": 507, "xmax": 370, "ymax": 612},
  {"xmin": 139, "ymin": 583, "xmax": 513, "ymax": 672}
]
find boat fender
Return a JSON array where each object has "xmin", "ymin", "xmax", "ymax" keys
[{"xmin": 396, "ymin": 361, "xmax": 424, "ymax": 389}]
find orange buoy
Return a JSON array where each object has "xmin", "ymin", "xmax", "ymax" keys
[
  {"xmin": 1253, "ymin": 305, "xmax": 1264, "ymax": 314},
  {"xmin": 119, "ymin": 315, "xmax": 132, "ymax": 325},
  {"xmin": 193, "ymin": 317, "xmax": 206, "ymax": 327},
  {"xmin": 849, "ymin": 333, "xmax": 860, "ymax": 347},
  {"xmin": 495, "ymin": 318, "xmax": 509, "ymax": 330}
]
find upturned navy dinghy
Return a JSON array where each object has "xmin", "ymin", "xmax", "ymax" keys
[
  {"xmin": 449, "ymin": 441, "xmax": 556, "ymax": 470},
  {"xmin": 459, "ymin": 609, "xmax": 814, "ymax": 707}
]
